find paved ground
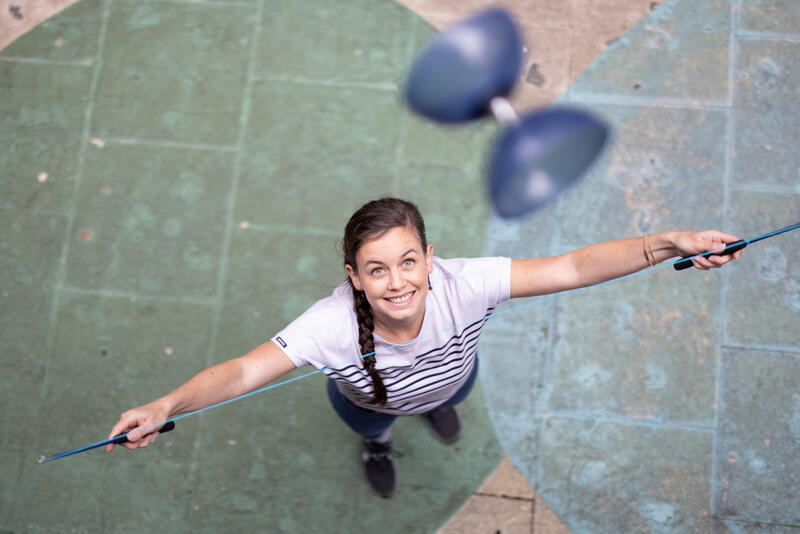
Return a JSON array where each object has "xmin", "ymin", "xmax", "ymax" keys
[{"xmin": 1, "ymin": 0, "xmax": 798, "ymax": 533}]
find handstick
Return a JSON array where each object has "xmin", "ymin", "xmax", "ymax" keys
[
  {"xmin": 673, "ymin": 222, "xmax": 800, "ymax": 271},
  {"xmin": 38, "ymin": 421, "xmax": 176, "ymax": 464}
]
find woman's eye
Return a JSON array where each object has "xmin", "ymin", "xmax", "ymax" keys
[
  {"xmin": 403, "ymin": 259, "xmax": 415, "ymax": 267},
  {"xmin": 371, "ymin": 268, "xmax": 384, "ymax": 275}
]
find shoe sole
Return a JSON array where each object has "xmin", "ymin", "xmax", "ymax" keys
[{"xmin": 423, "ymin": 407, "xmax": 462, "ymax": 445}]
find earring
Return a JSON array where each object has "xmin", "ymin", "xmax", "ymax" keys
[{"xmin": 428, "ymin": 275, "xmax": 432, "ymax": 290}]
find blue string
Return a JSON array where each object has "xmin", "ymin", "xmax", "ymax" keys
[{"xmin": 39, "ymin": 223, "xmax": 799, "ymax": 463}]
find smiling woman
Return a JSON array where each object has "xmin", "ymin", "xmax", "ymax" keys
[{"xmin": 106, "ymin": 196, "xmax": 743, "ymax": 500}]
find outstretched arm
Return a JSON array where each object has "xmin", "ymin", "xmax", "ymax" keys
[
  {"xmin": 510, "ymin": 230, "xmax": 742, "ymax": 298},
  {"xmin": 106, "ymin": 340, "xmax": 296, "ymax": 451}
]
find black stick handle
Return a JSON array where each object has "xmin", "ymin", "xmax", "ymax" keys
[
  {"xmin": 673, "ymin": 240, "xmax": 748, "ymax": 271},
  {"xmin": 112, "ymin": 421, "xmax": 176, "ymax": 444}
]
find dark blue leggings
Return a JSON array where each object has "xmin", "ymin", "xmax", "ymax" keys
[{"xmin": 326, "ymin": 358, "xmax": 479, "ymax": 440}]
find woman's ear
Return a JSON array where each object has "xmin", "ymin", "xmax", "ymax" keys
[
  {"xmin": 425, "ymin": 243, "xmax": 434, "ymax": 274},
  {"xmin": 345, "ymin": 264, "xmax": 363, "ymax": 291}
]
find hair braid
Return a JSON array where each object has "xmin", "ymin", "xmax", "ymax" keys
[
  {"xmin": 342, "ymin": 198, "xmax": 427, "ymax": 408},
  {"xmin": 351, "ymin": 284, "xmax": 388, "ymax": 407}
]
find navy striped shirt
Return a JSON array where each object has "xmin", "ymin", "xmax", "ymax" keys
[{"xmin": 272, "ymin": 256, "xmax": 511, "ymax": 415}]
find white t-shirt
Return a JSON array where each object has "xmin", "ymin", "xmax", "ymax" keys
[{"xmin": 271, "ymin": 256, "xmax": 512, "ymax": 415}]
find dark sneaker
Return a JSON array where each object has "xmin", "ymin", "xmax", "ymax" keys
[
  {"xmin": 362, "ymin": 439, "xmax": 396, "ymax": 498},
  {"xmin": 423, "ymin": 406, "xmax": 462, "ymax": 444}
]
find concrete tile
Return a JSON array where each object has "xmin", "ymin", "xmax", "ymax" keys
[
  {"xmin": 0, "ymin": 0, "xmax": 81, "ymax": 52},
  {"xmin": 239, "ymin": 81, "xmax": 398, "ymax": 230},
  {"xmin": 16, "ymin": 456, "xmax": 103, "ymax": 532},
  {"xmin": 437, "ymin": 494, "xmax": 533, "ymax": 534},
  {"xmin": 0, "ymin": 209, "xmax": 64, "ymax": 293},
  {"xmin": 548, "ymin": 269, "xmax": 720, "ymax": 424},
  {"xmin": 715, "ymin": 519, "xmax": 800, "ymax": 533},
  {"xmin": 534, "ymin": 495, "xmax": 574, "ymax": 534},
  {"xmin": 477, "ymin": 454, "xmax": 535, "ymax": 499},
  {"xmin": 401, "ymin": 0, "xmax": 573, "ymax": 28},
  {"xmin": 0, "ymin": 211, "xmax": 64, "ymax": 452},
  {"xmin": 732, "ymin": 39, "xmax": 800, "ymax": 191},
  {"xmin": 538, "ymin": 416, "xmax": 714, "ymax": 533},
  {"xmin": 97, "ymin": 457, "xmax": 193, "ymax": 534},
  {"xmin": 715, "ymin": 348, "xmax": 800, "ymax": 524},
  {"xmin": 483, "ymin": 199, "xmax": 560, "ymax": 259},
  {"xmin": 570, "ymin": 0, "xmax": 732, "ymax": 101},
  {"xmin": 396, "ymin": 163, "xmax": 490, "ymax": 259},
  {"xmin": 399, "ymin": 112, "xmax": 493, "ymax": 170},
  {"xmin": 738, "ymin": 0, "xmax": 800, "ymax": 34},
  {"xmin": 218, "ymin": 227, "xmax": 342, "ymax": 347},
  {"xmin": 511, "ymin": 25, "xmax": 573, "ymax": 110},
  {"xmin": 570, "ymin": 0, "xmax": 653, "ymax": 81},
  {"xmin": 0, "ymin": 450, "xmax": 24, "ymax": 529},
  {"xmin": 479, "ymin": 311, "xmax": 546, "ymax": 476},
  {"xmin": 258, "ymin": 0, "xmax": 417, "ymax": 85},
  {"xmin": 725, "ymin": 191, "xmax": 800, "ymax": 347},
  {"xmin": 0, "ymin": 0, "xmax": 102, "ymax": 61},
  {"xmin": 66, "ymin": 143, "xmax": 234, "ymax": 299},
  {"xmin": 41, "ymin": 291, "xmax": 213, "ymax": 451},
  {"xmin": 92, "ymin": 1, "xmax": 255, "ymax": 144},
  {"xmin": 0, "ymin": 61, "xmax": 91, "ymax": 213},
  {"xmin": 559, "ymin": 104, "xmax": 728, "ymax": 246}
]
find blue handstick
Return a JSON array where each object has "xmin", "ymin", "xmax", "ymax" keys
[
  {"xmin": 38, "ymin": 421, "xmax": 176, "ymax": 463},
  {"xmin": 673, "ymin": 222, "xmax": 800, "ymax": 271}
]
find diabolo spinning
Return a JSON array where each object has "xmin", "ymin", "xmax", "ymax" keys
[{"xmin": 403, "ymin": 8, "xmax": 610, "ymax": 218}]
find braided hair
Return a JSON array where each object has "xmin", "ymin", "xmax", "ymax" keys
[{"xmin": 342, "ymin": 198, "xmax": 428, "ymax": 407}]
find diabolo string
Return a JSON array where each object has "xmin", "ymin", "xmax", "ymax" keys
[{"xmin": 38, "ymin": 222, "xmax": 799, "ymax": 463}]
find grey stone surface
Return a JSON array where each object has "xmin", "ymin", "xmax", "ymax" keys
[
  {"xmin": 0, "ymin": 61, "xmax": 91, "ymax": 214},
  {"xmin": 725, "ymin": 191, "xmax": 800, "ymax": 348},
  {"xmin": 568, "ymin": 0, "xmax": 732, "ymax": 101},
  {"xmin": 480, "ymin": 0, "xmax": 800, "ymax": 532},
  {"xmin": 66, "ymin": 143, "xmax": 234, "ymax": 299},
  {"xmin": 538, "ymin": 417, "xmax": 715, "ymax": 533},
  {"xmin": 716, "ymin": 348, "xmax": 800, "ymax": 525},
  {"xmin": 738, "ymin": 0, "xmax": 800, "ymax": 34},
  {"xmin": 732, "ymin": 39, "xmax": 800, "ymax": 191}
]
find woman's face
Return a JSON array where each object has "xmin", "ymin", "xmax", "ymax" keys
[{"xmin": 346, "ymin": 225, "xmax": 433, "ymax": 334}]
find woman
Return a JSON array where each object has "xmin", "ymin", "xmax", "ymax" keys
[{"xmin": 106, "ymin": 198, "xmax": 742, "ymax": 498}]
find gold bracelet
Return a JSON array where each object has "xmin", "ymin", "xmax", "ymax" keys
[{"xmin": 643, "ymin": 234, "xmax": 657, "ymax": 267}]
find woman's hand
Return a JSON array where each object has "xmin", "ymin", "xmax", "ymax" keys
[
  {"xmin": 671, "ymin": 230, "xmax": 743, "ymax": 270},
  {"xmin": 106, "ymin": 398, "xmax": 172, "ymax": 452}
]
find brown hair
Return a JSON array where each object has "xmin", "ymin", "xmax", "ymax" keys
[{"xmin": 343, "ymin": 198, "xmax": 428, "ymax": 407}]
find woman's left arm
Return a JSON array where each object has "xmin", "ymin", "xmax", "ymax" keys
[{"xmin": 510, "ymin": 230, "xmax": 743, "ymax": 299}]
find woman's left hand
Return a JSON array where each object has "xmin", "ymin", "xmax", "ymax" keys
[{"xmin": 671, "ymin": 230, "xmax": 743, "ymax": 270}]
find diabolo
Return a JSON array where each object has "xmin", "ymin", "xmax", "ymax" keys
[{"xmin": 404, "ymin": 8, "xmax": 610, "ymax": 218}]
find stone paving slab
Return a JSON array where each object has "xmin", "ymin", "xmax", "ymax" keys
[
  {"xmin": 93, "ymin": 1, "xmax": 256, "ymax": 145},
  {"xmin": 716, "ymin": 348, "xmax": 800, "ymax": 525},
  {"xmin": 537, "ymin": 416, "xmax": 716, "ymax": 533},
  {"xmin": 737, "ymin": 0, "xmax": 800, "ymax": 34},
  {"xmin": 0, "ymin": 60, "xmax": 91, "ymax": 214},
  {"xmin": 725, "ymin": 190, "xmax": 800, "ymax": 348},
  {"xmin": 548, "ymin": 270, "xmax": 720, "ymax": 424},
  {"xmin": 732, "ymin": 39, "xmax": 800, "ymax": 191},
  {"xmin": 67, "ymin": 143, "xmax": 235, "ymax": 299},
  {"xmin": 569, "ymin": 0, "xmax": 732, "ymax": 102}
]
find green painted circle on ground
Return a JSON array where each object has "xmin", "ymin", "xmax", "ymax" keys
[{"xmin": 0, "ymin": 1, "xmax": 507, "ymax": 532}]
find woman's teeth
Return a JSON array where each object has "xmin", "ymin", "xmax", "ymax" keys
[{"xmin": 387, "ymin": 292, "xmax": 413, "ymax": 304}]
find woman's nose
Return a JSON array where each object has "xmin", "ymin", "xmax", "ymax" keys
[{"xmin": 388, "ymin": 269, "xmax": 403, "ymax": 289}]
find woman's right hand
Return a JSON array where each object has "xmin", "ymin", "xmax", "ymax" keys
[{"xmin": 106, "ymin": 399, "xmax": 172, "ymax": 452}]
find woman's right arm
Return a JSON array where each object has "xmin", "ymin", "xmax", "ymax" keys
[{"xmin": 106, "ymin": 340, "xmax": 296, "ymax": 451}]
